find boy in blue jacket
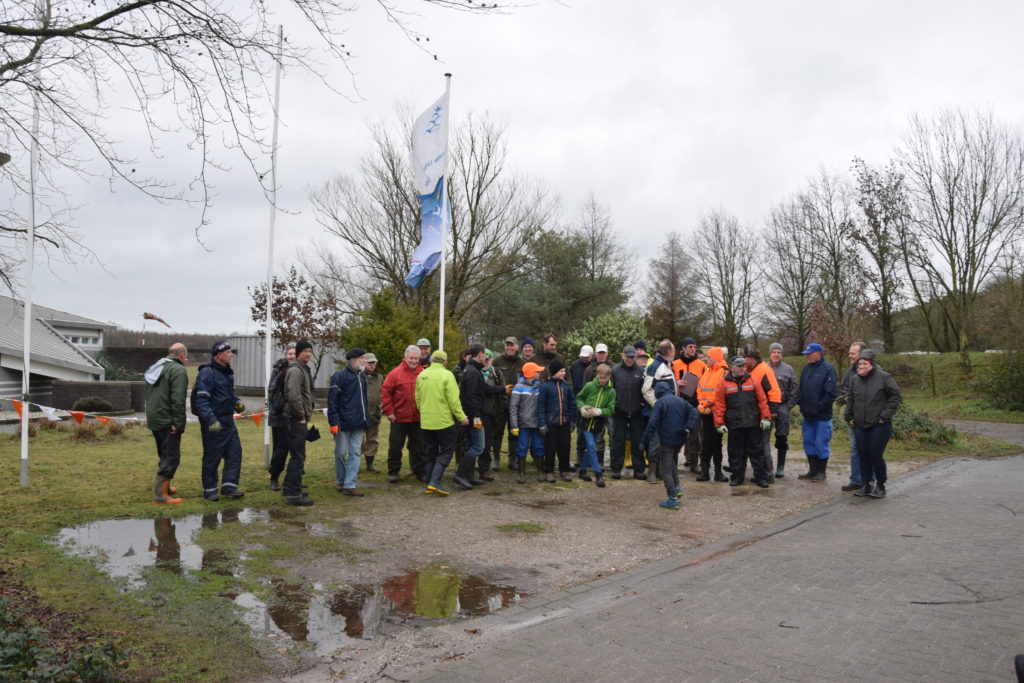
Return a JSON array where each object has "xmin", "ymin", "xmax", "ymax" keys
[
  {"xmin": 538, "ymin": 359, "xmax": 577, "ymax": 483},
  {"xmin": 641, "ymin": 382, "xmax": 698, "ymax": 510}
]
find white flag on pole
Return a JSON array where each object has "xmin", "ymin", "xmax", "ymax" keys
[{"xmin": 410, "ymin": 91, "xmax": 451, "ymax": 197}]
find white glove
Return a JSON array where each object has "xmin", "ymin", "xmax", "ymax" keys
[
  {"xmin": 592, "ymin": 407, "xmax": 602, "ymax": 417},
  {"xmin": 716, "ymin": 425, "xmax": 728, "ymax": 435},
  {"xmin": 580, "ymin": 405, "xmax": 594, "ymax": 419}
]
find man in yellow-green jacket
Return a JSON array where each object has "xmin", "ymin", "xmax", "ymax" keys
[{"xmin": 415, "ymin": 350, "xmax": 468, "ymax": 495}]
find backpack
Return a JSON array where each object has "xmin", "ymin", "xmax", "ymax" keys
[
  {"xmin": 190, "ymin": 363, "xmax": 211, "ymax": 416},
  {"xmin": 267, "ymin": 362, "xmax": 288, "ymax": 415}
]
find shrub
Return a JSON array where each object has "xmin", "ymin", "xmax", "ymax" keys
[
  {"xmin": 891, "ymin": 405, "xmax": 957, "ymax": 445},
  {"xmin": 105, "ymin": 421, "xmax": 125, "ymax": 437},
  {"xmin": 71, "ymin": 396, "xmax": 113, "ymax": 413},
  {"xmin": 71, "ymin": 422, "xmax": 102, "ymax": 441},
  {"xmin": 37, "ymin": 419, "xmax": 60, "ymax": 431},
  {"xmin": 0, "ymin": 597, "xmax": 125, "ymax": 681},
  {"xmin": 563, "ymin": 311, "xmax": 648, "ymax": 361},
  {"xmin": 10, "ymin": 423, "xmax": 37, "ymax": 439},
  {"xmin": 972, "ymin": 349, "xmax": 1024, "ymax": 411},
  {"xmin": 95, "ymin": 354, "xmax": 141, "ymax": 381}
]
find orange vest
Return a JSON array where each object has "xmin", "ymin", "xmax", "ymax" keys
[
  {"xmin": 749, "ymin": 361, "xmax": 782, "ymax": 407},
  {"xmin": 672, "ymin": 356, "xmax": 706, "ymax": 381}
]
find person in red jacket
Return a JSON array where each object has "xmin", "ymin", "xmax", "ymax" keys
[
  {"xmin": 714, "ymin": 356, "xmax": 772, "ymax": 488},
  {"xmin": 382, "ymin": 345, "xmax": 425, "ymax": 483}
]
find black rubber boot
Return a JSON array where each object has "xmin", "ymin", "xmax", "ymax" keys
[
  {"xmin": 798, "ymin": 456, "xmax": 815, "ymax": 479},
  {"xmin": 365, "ymin": 456, "xmax": 379, "ymax": 473},
  {"xmin": 535, "ymin": 457, "xmax": 546, "ymax": 483},
  {"xmin": 516, "ymin": 458, "xmax": 526, "ymax": 484},
  {"xmin": 775, "ymin": 446, "xmax": 787, "ymax": 478},
  {"xmin": 268, "ymin": 475, "xmax": 280, "ymax": 491},
  {"xmin": 696, "ymin": 463, "xmax": 710, "ymax": 482},
  {"xmin": 595, "ymin": 471, "xmax": 606, "ymax": 488},
  {"xmin": 809, "ymin": 457, "xmax": 827, "ymax": 481}
]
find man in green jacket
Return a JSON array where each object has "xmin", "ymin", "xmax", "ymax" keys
[
  {"xmin": 415, "ymin": 350, "xmax": 468, "ymax": 495},
  {"xmin": 145, "ymin": 343, "xmax": 188, "ymax": 504}
]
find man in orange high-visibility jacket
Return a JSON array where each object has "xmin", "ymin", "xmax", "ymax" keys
[
  {"xmin": 743, "ymin": 345, "xmax": 782, "ymax": 482},
  {"xmin": 672, "ymin": 337, "xmax": 706, "ymax": 473},
  {"xmin": 713, "ymin": 356, "xmax": 772, "ymax": 488},
  {"xmin": 695, "ymin": 347, "xmax": 728, "ymax": 482}
]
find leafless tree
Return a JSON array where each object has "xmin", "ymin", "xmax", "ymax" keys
[
  {"xmin": 760, "ymin": 195, "xmax": 819, "ymax": 350},
  {"xmin": 572, "ymin": 192, "xmax": 636, "ymax": 288},
  {"xmin": 694, "ymin": 208, "xmax": 756, "ymax": 354},
  {"xmin": 897, "ymin": 107, "xmax": 1024, "ymax": 369},
  {"xmin": 310, "ymin": 111, "xmax": 557, "ymax": 324},
  {"xmin": 644, "ymin": 231, "xmax": 705, "ymax": 344},
  {"xmin": 851, "ymin": 157, "xmax": 907, "ymax": 352},
  {"xmin": 0, "ymin": 0, "xmax": 504, "ymax": 288}
]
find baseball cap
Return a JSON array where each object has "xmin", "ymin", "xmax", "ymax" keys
[
  {"xmin": 417, "ymin": 338, "xmax": 431, "ymax": 347},
  {"xmin": 730, "ymin": 356, "xmax": 746, "ymax": 366},
  {"xmin": 801, "ymin": 343, "xmax": 824, "ymax": 355},
  {"xmin": 211, "ymin": 341, "xmax": 232, "ymax": 355},
  {"xmin": 579, "ymin": 344, "xmax": 594, "ymax": 357},
  {"xmin": 595, "ymin": 343, "xmax": 609, "ymax": 353},
  {"xmin": 364, "ymin": 353, "xmax": 378, "ymax": 363},
  {"xmin": 504, "ymin": 336, "xmax": 518, "ymax": 345},
  {"xmin": 521, "ymin": 362, "xmax": 543, "ymax": 378},
  {"xmin": 431, "ymin": 350, "xmax": 448, "ymax": 363},
  {"xmin": 622, "ymin": 345, "xmax": 636, "ymax": 357}
]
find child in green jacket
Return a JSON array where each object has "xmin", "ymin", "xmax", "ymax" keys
[{"xmin": 575, "ymin": 364, "xmax": 616, "ymax": 487}]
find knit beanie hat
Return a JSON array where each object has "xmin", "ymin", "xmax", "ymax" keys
[
  {"xmin": 547, "ymin": 359, "xmax": 566, "ymax": 377},
  {"xmin": 769, "ymin": 342, "xmax": 783, "ymax": 353},
  {"xmin": 295, "ymin": 339, "xmax": 313, "ymax": 356},
  {"xmin": 521, "ymin": 336, "xmax": 536, "ymax": 349}
]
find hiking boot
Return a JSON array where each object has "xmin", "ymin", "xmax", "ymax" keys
[
  {"xmin": 545, "ymin": 474, "xmax": 556, "ymax": 483},
  {"xmin": 268, "ymin": 477, "xmax": 281, "ymax": 491},
  {"xmin": 478, "ymin": 472, "xmax": 495, "ymax": 482},
  {"xmin": 659, "ymin": 497, "xmax": 681, "ymax": 510},
  {"xmin": 714, "ymin": 470, "xmax": 728, "ymax": 482},
  {"xmin": 869, "ymin": 483, "xmax": 887, "ymax": 498},
  {"xmin": 755, "ymin": 479, "xmax": 770, "ymax": 488},
  {"xmin": 388, "ymin": 474, "xmax": 400, "ymax": 483},
  {"xmin": 469, "ymin": 478, "xmax": 486, "ymax": 486},
  {"xmin": 611, "ymin": 470, "xmax": 622, "ymax": 480},
  {"xmin": 204, "ymin": 493, "xmax": 220, "ymax": 502},
  {"xmin": 578, "ymin": 470, "xmax": 592, "ymax": 482},
  {"xmin": 285, "ymin": 495, "xmax": 314, "ymax": 506},
  {"xmin": 559, "ymin": 473, "xmax": 573, "ymax": 483},
  {"xmin": 841, "ymin": 481, "xmax": 862, "ymax": 492},
  {"xmin": 426, "ymin": 484, "xmax": 450, "ymax": 496},
  {"xmin": 696, "ymin": 468, "xmax": 710, "ymax": 482},
  {"xmin": 729, "ymin": 479, "xmax": 743, "ymax": 487},
  {"xmin": 853, "ymin": 482, "xmax": 873, "ymax": 497},
  {"xmin": 595, "ymin": 473, "xmax": 606, "ymax": 488},
  {"xmin": 221, "ymin": 489, "xmax": 245, "ymax": 499},
  {"xmin": 341, "ymin": 488, "xmax": 365, "ymax": 497},
  {"xmin": 633, "ymin": 471, "xmax": 647, "ymax": 481}
]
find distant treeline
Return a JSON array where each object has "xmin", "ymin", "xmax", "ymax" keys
[{"xmin": 105, "ymin": 329, "xmax": 226, "ymax": 350}]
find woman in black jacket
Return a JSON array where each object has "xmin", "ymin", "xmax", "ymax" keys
[{"xmin": 844, "ymin": 349, "xmax": 901, "ymax": 499}]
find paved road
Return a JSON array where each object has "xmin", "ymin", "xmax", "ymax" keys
[
  {"xmin": 404, "ymin": 454, "xmax": 1024, "ymax": 682},
  {"xmin": 945, "ymin": 419, "xmax": 1024, "ymax": 448}
]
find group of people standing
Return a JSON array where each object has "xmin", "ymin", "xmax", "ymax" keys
[{"xmin": 143, "ymin": 333, "xmax": 901, "ymax": 508}]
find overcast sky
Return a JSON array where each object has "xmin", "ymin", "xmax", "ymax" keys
[{"xmin": 10, "ymin": 0, "xmax": 1024, "ymax": 335}]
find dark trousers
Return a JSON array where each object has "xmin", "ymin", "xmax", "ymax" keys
[
  {"xmin": 683, "ymin": 416, "xmax": 702, "ymax": 468},
  {"xmin": 282, "ymin": 417, "xmax": 308, "ymax": 497},
  {"xmin": 611, "ymin": 415, "xmax": 645, "ymax": 473},
  {"xmin": 200, "ymin": 423, "xmax": 243, "ymax": 496},
  {"xmin": 726, "ymin": 426, "xmax": 769, "ymax": 484},
  {"xmin": 661, "ymin": 442, "xmax": 683, "ymax": 497},
  {"xmin": 699, "ymin": 414, "xmax": 724, "ymax": 471},
  {"xmin": 152, "ymin": 428, "xmax": 182, "ymax": 480},
  {"xmin": 492, "ymin": 409, "xmax": 518, "ymax": 464},
  {"xmin": 854, "ymin": 421, "xmax": 892, "ymax": 485},
  {"xmin": 423, "ymin": 425, "xmax": 458, "ymax": 486},
  {"xmin": 480, "ymin": 413, "xmax": 496, "ymax": 472},
  {"xmin": 269, "ymin": 424, "xmax": 288, "ymax": 479},
  {"xmin": 544, "ymin": 423, "xmax": 572, "ymax": 473},
  {"xmin": 387, "ymin": 421, "xmax": 424, "ymax": 478}
]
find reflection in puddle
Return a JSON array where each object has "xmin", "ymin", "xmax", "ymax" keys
[{"xmin": 55, "ymin": 512, "xmax": 524, "ymax": 651}]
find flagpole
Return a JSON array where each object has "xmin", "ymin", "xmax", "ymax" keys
[
  {"xmin": 21, "ymin": 25, "xmax": 42, "ymax": 487},
  {"xmin": 438, "ymin": 73, "xmax": 451, "ymax": 351},
  {"xmin": 263, "ymin": 25, "xmax": 283, "ymax": 470}
]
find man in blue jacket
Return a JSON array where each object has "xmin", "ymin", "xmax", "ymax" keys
[
  {"xmin": 329, "ymin": 348, "xmax": 371, "ymax": 496},
  {"xmin": 796, "ymin": 343, "xmax": 838, "ymax": 482},
  {"xmin": 194, "ymin": 341, "xmax": 246, "ymax": 501}
]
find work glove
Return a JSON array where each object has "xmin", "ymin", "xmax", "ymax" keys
[
  {"xmin": 760, "ymin": 419, "xmax": 771, "ymax": 431},
  {"xmin": 580, "ymin": 405, "xmax": 593, "ymax": 419},
  {"xmin": 208, "ymin": 421, "xmax": 223, "ymax": 433},
  {"xmin": 539, "ymin": 426, "xmax": 548, "ymax": 436},
  {"xmin": 592, "ymin": 407, "xmax": 602, "ymax": 416},
  {"xmin": 716, "ymin": 425, "xmax": 728, "ymax": 435},
  {"xmin": 510, "ymin": 428, "xmax": 520, "ymax": 437},
  {"xmin": 330, "ymin": 425, "xmax": 339, "ymax": 436},
  {"xmin": 234, "ymin": 401, "xmax": 246, "ymax": 414}
]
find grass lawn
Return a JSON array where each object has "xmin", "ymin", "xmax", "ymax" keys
[{"xmin": 1, "ymin": 381, "xmax": 1021, "ymax": 680}]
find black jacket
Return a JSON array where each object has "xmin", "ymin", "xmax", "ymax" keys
[
  {"xmin": 844, "ymin": 366, "xmax": 901, "ymax": 428},
  {"xmin": 459, "ymin": 359, "xmax": 504, "ymax": 419},
  {"xmin": 611, "ymin": 361, "xmax": 647, "ymax": 418}
]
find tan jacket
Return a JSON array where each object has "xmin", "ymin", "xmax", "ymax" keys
[{"xmin": 285, "ymin": 359, "xmax": 314, "ymax": 421}]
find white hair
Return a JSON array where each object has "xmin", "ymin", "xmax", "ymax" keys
[{"xmin": 405, "ymin": 345, "xmax": 420, "ymax": 357}]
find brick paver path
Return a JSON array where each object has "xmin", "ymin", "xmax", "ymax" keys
[{"xmin": 410, "ymin": 455, "xmax": 1024, "ymax": 682}]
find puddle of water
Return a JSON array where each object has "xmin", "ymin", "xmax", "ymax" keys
[{"xmin": 55, "ymin": 512, "xmax": 524, "ymax": 653}]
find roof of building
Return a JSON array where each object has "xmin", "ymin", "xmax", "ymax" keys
[
  {"xmin": 31, "ymin": 300, "xmax": 115, "ymax": 331},
  {"xmin": 0, "ymin": 295, "xmax": 104, "ymax": 376}
]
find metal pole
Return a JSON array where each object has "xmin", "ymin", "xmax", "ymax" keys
[
  {"xmin": 21, "ymin": 32, "xmax": 42, "ymax": 487},
  {"xmin": 437, "ymin": 73, "xmax": 451, "ymax": 351},
  {"xmin": 263, "ymin": 25, "xmax": 283, "ymax": 469}
]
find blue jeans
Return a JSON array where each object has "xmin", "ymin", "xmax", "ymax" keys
[
  {"xmin": 801, "ymin": 419, "xmax": 832, "ymax": 460},
  {"xmin": 581, "ymin": 431, "xmax": 603, "ymax": 473},
  {"xmin": 334, "ymin": 429, "xmax": 364, "ymax": 489},
  {"xmin": 516, "ymin": 428, "xmax": 544, "ymax": 460},
  {"xmin": 455, "ymin": 426, "xmax": 486, "ymax": 480},
  {"xmin": 847, "ymin": 424, "xmax": 861, "ymax": 484},
  {"xmin": 854, "ymin": 421, "xmax": 892, "ymax": 485}
]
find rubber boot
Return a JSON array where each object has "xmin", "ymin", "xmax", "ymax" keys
[
  {"xmin": 154, "ymin": 477, "xmax": 183, "ymax": 504},
  {"xmin": 594, "ymin": 471, "xmax": 606, "ymax": 488},
  {"xmin": 775, "ymin": 446, "xmax": 787, "ymax": 478},
  {"xmin": 809, "ymin": 457, "xmax": 827, "ymax": 481},
  {"xmin": 516, "ymin": 458, "xmax": 526, "ymax": 484},
  {"xmin": 535, "ymin": 457, "xmax": 545, "ymax": 482},
  {"xmin": 365, "ymin": 456, "xmax": 379, "ymax": 473},
  {"xmin": 696, "ymin": 463, "xmax": 710, "ymax": 482},
  {"xmin": 798, "ymin": 456, "xmax": 815, "ymax": 479}
]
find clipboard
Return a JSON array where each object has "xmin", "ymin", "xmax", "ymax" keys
[{"xmin": 677, "ymin": 371, "xmax": 700, "ymax": 398}]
